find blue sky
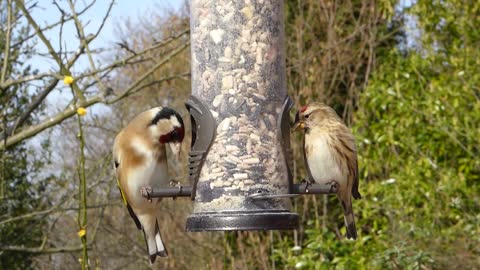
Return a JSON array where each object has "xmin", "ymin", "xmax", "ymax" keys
[
  {"xmin": 29, "ymin": 0, "xmax": 185, "ymax": 73},
  {"xmin": 26, "ymin": 0, "xmax": 185, "ymax": 105}
]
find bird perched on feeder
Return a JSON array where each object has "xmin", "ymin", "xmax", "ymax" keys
[
  {"xmin": 294, "ymin": 103, "xmax": 361, "ymax": 239},
  {"xmin": 112, "ymin": 107, "xmax": 184, "ymax": 263}
]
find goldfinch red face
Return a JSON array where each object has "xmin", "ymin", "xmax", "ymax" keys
[{"xmin": 148, "ymin": 107, "xmax": 185, "ymax": 159}]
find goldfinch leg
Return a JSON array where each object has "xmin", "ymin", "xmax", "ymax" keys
[
  {"xmin": 140, "ymin": 186, "xmax": 153, "ymax": 202},
  {"xmin": 169, "ymin": 179, "xmax": 181, "ymax": 187},
  {"xmin": 169, "ymin": 179, "xmax": 182, "ymax": 200}
]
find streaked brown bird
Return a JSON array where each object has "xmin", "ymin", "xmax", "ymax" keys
[
  {"xmin": 294, "ymin": 103, "xmax": 361, "ymax": 239},
  {"xmin": 113, "ymin": 107, "xmax": 184, "ymax": 263}
]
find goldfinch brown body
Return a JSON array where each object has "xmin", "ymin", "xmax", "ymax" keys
[
  {"xmin": 295, "ymin": 103, "xmax": 361, "ymax": 239},
  {"xmin": 113, "ymin": 107, "xmax": 184, "ymax": 263}
]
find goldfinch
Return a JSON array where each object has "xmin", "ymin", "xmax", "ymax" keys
[
  {"xmin": 294, "ymin": 103, "xmax": 361, "ymax": 239},
  {"xmin": 113, "ymin": 107, "xmax": 184, "ymax": 263}
]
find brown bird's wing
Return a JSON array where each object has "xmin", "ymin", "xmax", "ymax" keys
[
  {"xmin": 351, "ymin": 157, "xmax": 361, "ymax": 199},
  {"xmin": 114, "ymin": 159, "xmax": 142, "ymax": 230},
  {"xmin": 337, "ymin": 128, "xmax": 361, "ymax": 200}
]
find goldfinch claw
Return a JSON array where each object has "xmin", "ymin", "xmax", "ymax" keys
[{"xmin": 140, "ymin": 186, "xmax": 153, "ymax": 202}]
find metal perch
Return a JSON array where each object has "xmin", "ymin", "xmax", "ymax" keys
[{"xmin": 140, "ymin": 182, "xmax": 338, "ymax": 200}]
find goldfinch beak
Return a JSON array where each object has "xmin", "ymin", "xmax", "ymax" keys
[{"xmin": 168, "ymin": 142, "xmax": 181, "ymax": 161}]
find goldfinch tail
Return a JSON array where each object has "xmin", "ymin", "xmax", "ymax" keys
[{"xmin": 140, "ymin": 215, "xmax": 168, "ymax": 264}]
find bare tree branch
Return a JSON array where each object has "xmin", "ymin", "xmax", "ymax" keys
[
  {"xmin": 0, "ymin": 245, "xmax": 90, "ymax": 254},
  {"xmin": 2, "ymin": 72, "xmax": 63, "ymax": 88},
  {"xmin": 67, "ymin": 0, "xmax": 115, "ymax": 94},
  {"xmin": 10, "ymin": 0, "xmax": 96, "ymax": 48},
  {"xmin": 1, "ymin": 24, "xmax": 189, "ymax": 142},
  {"xmin": 0, "ymin": 0, "xmax": 13, "ymax": 85},
  {"xmin": 75, "ymin": 29, "xmax": 189, "ymax": 81},
  {"xmin": 0, "ymin": 203, "xmax": 120, "ymax": 226},
  {"xmin": 14, "ymin": 0, "xmax": 86, "ymax": 102},
  {"xmin": 2, "ymin": 96, "xmax": 102, "ymax": 149},
  {"xmin": 3, "ymin": 1, "xmax": 101, "ymax": 139},
  {"xmin": 0, "ymin": 40, "xmax": 189, "ymax": 150},
  {"xmin": 110, "ymin": 72, "xmax": 191, "ymax": 104}
]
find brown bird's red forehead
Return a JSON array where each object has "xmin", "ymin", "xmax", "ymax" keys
[{"xmin": 300, "ymin": 105, "xmax": 309, "ymax": 113}]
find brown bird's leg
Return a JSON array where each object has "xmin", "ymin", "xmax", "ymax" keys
[
  {"xmin": 327, "ymin": 181, "xmax": 339, "ymax": 193},
  {"xmin": 300, "ymin": 178, "xmax": 315, "ymax": 193}
]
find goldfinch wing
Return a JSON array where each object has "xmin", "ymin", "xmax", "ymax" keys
[{"xmin": 113, "ymin": 150, "xmax": 142, "ymax": 230}]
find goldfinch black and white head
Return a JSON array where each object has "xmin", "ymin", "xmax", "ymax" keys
[{"xmin": 148, "ymin": 107, "xmax": 185, "ymax": 159}]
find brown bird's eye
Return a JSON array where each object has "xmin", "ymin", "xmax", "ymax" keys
[{"xmin": 305, "ymin": 114, "xmax": 310, "ymax": 119}]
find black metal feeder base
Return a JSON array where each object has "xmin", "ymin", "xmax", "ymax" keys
[
  {"xmin": 140, "ymin": 182, "xmax": 337, "ymax": 232},
  {"xmin": 185, "ymin": 210, "xmax": 299, "ymax": 231}
]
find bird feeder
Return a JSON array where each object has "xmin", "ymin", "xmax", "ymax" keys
[
  {"xmin": 184, "ymin": 0, "xmax": 296, "ymax": 231},
  {"xmin": 141, "ymin": 0, "xmax": 338, "ymax": 232}
]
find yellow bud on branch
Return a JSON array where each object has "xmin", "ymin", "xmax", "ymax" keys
[
  {"xmin": 63, "ymin": 75, "xmax": 74, "ymax": 85},
  {"xmin": 77, "ymin": 107, "xmax": 87, "ymax": 116}
]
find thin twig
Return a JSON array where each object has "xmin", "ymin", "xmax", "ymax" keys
[
  {"xmin": 0, "ymin": 203, "xmax": 120, "ymax": 225},
  {"xmin": 0, "ymin": 245, "xmax": 89, "ymax": 254},
  {"xmin": 10, "ymin": 0, "xmax": 96, "ymax": 48},
  {"xmin": 4, "ymin": 11, "xmax": 100, "ymax": 138},
  {"xmin": 108, "ymin": 41, "xmax": 189, "ymax": 104},
  {"xmin": 1, "ymin": 95, "xmax": 102, "ymax": 150},
  {"xmin": 67, "ymin": 0, "xmax": 115, "ymax": 94},
  {"xmin": 14, "ymin": 0, "xmax": 86, "ymax": 102},
  {"xmin": 0, "ymin": 0, "xmax": 13, "ymax": 85},
  {"xmin": 75, "ymin": 29, "xmax": 189, "ymax": 81},
  {"xmin": 89, "ymin": 174, "xmax": 114, "ymax": 243},
  {"xmin": 76, "ymin": 111, "xmax": 89, "ymax": 270},
  {"xmin": 111, "ymin": 72, "xmax": 190, "ymax": 101},
  {"xmin": 1, "ymin": 72, "xmax": 63, "ymax": 88}
]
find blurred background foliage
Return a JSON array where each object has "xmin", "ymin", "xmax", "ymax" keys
[
  {"xmin": 282, "ymin": 0, "xmax": 480, "ymax": 269},
  {"xmin": 0, "ymin": 0, "xmax": 479, "ymax": 269}
]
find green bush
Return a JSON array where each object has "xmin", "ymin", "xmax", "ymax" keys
[{"xmin": 280, "ymin": 10, "xmax": 480, "ymax": 267}]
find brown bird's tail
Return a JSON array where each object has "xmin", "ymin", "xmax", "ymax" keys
[{"xmin": 339, "ymin": 195, "xmax": 357, "ymax": 240}]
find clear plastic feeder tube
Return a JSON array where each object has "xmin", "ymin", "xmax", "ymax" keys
[{"xmin": 187, "ymin": 0, "xmax": 297, "ymax": 230}]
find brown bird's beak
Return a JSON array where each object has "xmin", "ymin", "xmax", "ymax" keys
[
  {"xmin": 294, "ymin": 121, "xmax": 306, "ymax": 130},
  {"xmin": 293, "ymin": 111, "xmax": 305, "ymax": 130}
]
